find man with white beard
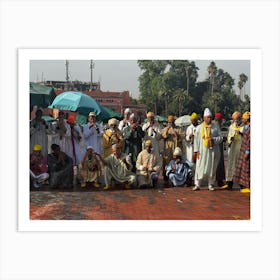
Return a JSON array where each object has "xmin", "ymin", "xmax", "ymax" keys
[{"xmin": 192, "ymin": 108, "xmax": 223, "ymax": 191}]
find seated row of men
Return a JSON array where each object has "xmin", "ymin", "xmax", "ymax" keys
[{"xmin": 30, "ymin": 140, "xmax": 193, "ymax": 190}]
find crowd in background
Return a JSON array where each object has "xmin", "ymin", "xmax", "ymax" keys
[{"xmin": 30, "ymin": 107, "xmax": 250, "ymax": 193}]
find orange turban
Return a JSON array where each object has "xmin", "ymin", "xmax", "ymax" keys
[
  {"xmin": 147, "ymin": 112, "xmax": 154, "ymax": 118},
  {"xmin": 232, "ymin": 111, "xmax": 241, "ymax": 120},
  {"xmin": 167, "ymin": 115, "xmax": 174, "ymax": 122},
  {"xmin": 68, "ymin": 115, "xmax": 75, "ymax": 124}
]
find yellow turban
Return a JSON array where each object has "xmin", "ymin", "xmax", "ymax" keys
[
  {"xmin": 145, "ymin": 140, "xmax": 152, "ymax": 147},
  {"xmin": 33, "ymin": 144, "xmax": 42, "ymax": 151},
  {"xmin": 147, "ymin": 111, "xmax": 154, "ymax": 118},
  {"xmin": 242, "ymin": 111, "xmax": 250, "ymax": 120},
  {"xmin": 232, "ymin": 111, "xmax": 241, "ymax": 120},
  {"xmin": 167, "ymin": 115, "xmax": 174, "ymax": 122},
  {"xmin": 190, "ymin": 112, "xmax": 198, "ymax": 121}
]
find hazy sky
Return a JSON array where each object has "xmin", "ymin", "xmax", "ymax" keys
[{"xmin": 30, "ymin": 60, "xmax": 250, "ymax": 98}]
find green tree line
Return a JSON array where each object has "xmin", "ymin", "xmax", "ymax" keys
[{"xmin": 137, "ymin": 60, "xmax": 250, "ymax": 119}]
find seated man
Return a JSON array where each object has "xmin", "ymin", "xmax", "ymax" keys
[
  {"xmin": 47, "ymin": 143, "xmax": 73, "ymax": 189},
  {"xmin": 30, "ymin": 144, "xmax": 49, "ymax": 188},
  {"xmin": 166, "ymin": 147, "xmax": 193, "ymax": 187},
  {"xmin": 78, "ymin": 146, "xmax": 102, "ymax": 188},
  {"xmin": 136, "ymin": 140, "xmax": 162, "ymax": 188},
  {"xmin": 100, "ymin": 144, "xmax": 136, "ymax": 190}
]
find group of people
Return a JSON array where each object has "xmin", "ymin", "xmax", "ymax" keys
[{"xmin": 30, "ymin": 106, "xmax": 250, "ymax": 193}]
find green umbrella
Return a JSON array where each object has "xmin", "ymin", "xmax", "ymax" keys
[
  {"xmin": 97, "ymin": 104, "xmax": 122, "ymax": 122},
  {"xmin": 41, "ymin": 115, "xmax": 56, "ymax": 122},
  {"xmin": 76, "ymin": 105, "xmax": 122, "ymax": 125},
  {"xmin": 48, "ymin": 91, "xmax": 102, "ymax": 116},
  {"xmin": 30, "ymin": 82, "xmax": 56, "ymax": 112}
]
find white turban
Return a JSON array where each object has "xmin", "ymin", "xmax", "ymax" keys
[
  {"xmin": 204, "ymin": 108, "xmax": 212, "ymax": 117},
  {"xmin": 87, "ymin": 146, "xmax": 94, "ymax": 151},
  {"xmin": 124, "ymin": 108, "xmax": 131, "ymax": 114},
  {"xmin": 173, "ymin": 147, "xmax": 182, "ymax": 156}
]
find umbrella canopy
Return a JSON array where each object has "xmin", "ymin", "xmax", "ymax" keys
[
  {"xmin": 76, "ymin": 105, "xmax": 122, "ymax": 125},
  {"xmin": 48, "ymin": 91, "xmax": 102, "ymax": 116},
  {"xmin": 97, "ymin": 105, "xmax": 122, "ymax": 122},
  {"xmin": 175, "ymin": 115, "xmax": 191, "ymax": 127},
  {"xmin": 41, "ymin": 115, "xmax": 56, "ymax": 122},
  {"xmin": 30, "ymin": 82, "xmax": 56, "ymax": 112}
]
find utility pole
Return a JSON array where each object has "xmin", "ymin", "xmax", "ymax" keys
[
  {"xmin": 65, "ymin": 60, "xmax": 69, "ymax": 90},
  {"xmin": 90, "ymin": 60, "xmax": 94, "ymax": 91}
]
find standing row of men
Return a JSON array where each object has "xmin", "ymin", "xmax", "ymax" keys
[{"xmin": 30, "ymin": 107, "xmax": 250, "ymax": 192}]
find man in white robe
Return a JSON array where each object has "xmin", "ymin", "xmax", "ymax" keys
[
  {"xmin": 83, "ymin": 112, "xmax": 104, "ymax": 155},
  {"xmin": 100, "ymin": 144, "xmax": 136, "ymax": 190},
  {"xmin": 185, "ymin": 112, "xmax": 199, "ymax": 163},
  {"xmin": 118, "ymin": 107, "xmax": 131, "ymax": 133},
  {"xmin": 142, "ymin": 111, "xmax": 162, "ymax": 156},
  {"xmin": 67, "ymin": 115, "xmax": 83, "ymax": 165},
  {"xmin": 136, "ymin": 140, "xmax": 162, "ymax": 188},
  {"xmin": 193, "ymin": 108, "xmax": 223, "ymax": 191},
  {"xmin": 51, "ymin": 111, "xmax": 71, "ymax": 155},
  {"xmin": 30, "ymin": 108, "xmax": 50, "ymax": 158}
]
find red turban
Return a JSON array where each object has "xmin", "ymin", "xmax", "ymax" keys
[{"xmin": 214, "ymin": 112, "xmax": 223, "ymax": 120}]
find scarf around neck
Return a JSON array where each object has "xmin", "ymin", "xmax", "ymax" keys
[{"xmin": 201, "ymin": 121, "xmax": 212, "ymax": 148}]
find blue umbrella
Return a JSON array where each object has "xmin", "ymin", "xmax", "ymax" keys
[{"xmin": 48, "ymin": 91, "xmax": 102, "ymax": 116}]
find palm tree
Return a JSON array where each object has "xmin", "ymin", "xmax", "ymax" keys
[
  {"xmin": 174, "ymin": 89, "xmax": 187, "ymax": 116},
  {"xmin": 185, "ymin": 62, "xmax": 190, "ymax": 96},
  {"xmin": 239, "ymin": 73, "xmax": 248, "ymax": 101},
  {"xmin": 207, "ymin": 61, "xmax": 217, "ymax": 95},
  {"xmin": 238, "ymin": 80, "xmax": 243, "ymax": 99}
]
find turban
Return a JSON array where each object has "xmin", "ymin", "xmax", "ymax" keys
[
  {"xmin": 87, "ymin": 146, "xmax": 94, "ymax": 151},
  {"xmin": 190, "ymin": 112, "xmax": 198, "ymax": 121},
  {"xmin": 67, "ymin": 115, "xmax": 75, "ymax": 124},
  {"xmin": 168, "ymin": 115, "xmax": 174, "ymax": 122},
  {"xmin": 108, "ymin": 118, "xmax": 118, "ymax": 126},
  {"xmin": 33, "ymin": 144, "xmax": 42, "ymax": 151},
  {"xmin": 88, "ymin": 112, "xmax": 96, "ymax": 117},
  {"xmin": 242, "ymin": 111, "xmax": 250, "ymax": 120},
  {"xmin": 145, "ymin": 140, "xmax": 152, "ymax": 147},
  {"xmin": 147, "ymin": 111, "xmax": 154, "ymax": 118},
  {"xmin": 173, "ymin": 147, "xmax": 182, "ymax": 156},
  {"xmin": 124, "ymin": 108, "xmax": 131, "ymax": 114},
  {"xmin": 214, "ymin": 112, "xmax": 223, "ymax": 120},
  {"xmin": 203, "ymin": 108, "xmax": 212, "ymax": 117},
  {"xmin": 232, "ymin": 111, "xmax": 241, "ymax": 120},
  {"xmin": 130, "ymin": 113, "xmax": 135, "ymax": 119}
]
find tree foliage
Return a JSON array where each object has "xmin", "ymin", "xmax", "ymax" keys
[{"xmin": 138, "ymin": 60, "xmax": 250, "ymax": 119}]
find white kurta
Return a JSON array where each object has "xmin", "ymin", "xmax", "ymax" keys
[
  {"xmin": 142, "ymin": 122, "xmax": 162, "ymax": 155},
  {"xmin": 194, "ymin": 122, "xmax": 223, "ymax": 184},
  {"xmin": 67, "ymin": 125, "xmax": 83, "ymax": 165},
  {"xmin": 118, "ymin": 120, "xmax": 130, "ymax": 134},
  {"xmin": 51, "ymin": 122, "xmax": 71, "ymax": 155},
  {"xmin": 83, "ymin": 122, "xmax": 104, "ymax": 155},
  {"xmin": 185, "ymin": 124, "xmax": 197, "ymax": 163},
  {"xmin": 30, "ymin": 120, "xmax": 49, "ymax": 158},
  {"xmin": 226, "ymin": 123, "xmax": 244, "ymax": 181}
]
